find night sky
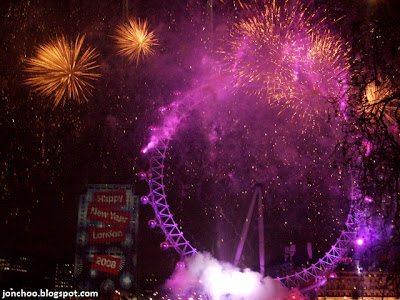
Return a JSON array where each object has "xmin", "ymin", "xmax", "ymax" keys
[{"xmin": 1, "ymin": 0, "xmax": 400, "ymax": 280}]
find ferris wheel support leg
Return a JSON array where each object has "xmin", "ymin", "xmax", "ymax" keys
[
  {"xmin": 234, "ymin": 184, "xmax": 265, "ymax": 273},
  {"xmin": 258, "ymin": 187, "xmax": 265, "ymax": 276},
  {"xmin": 234, "ymin": 186, "xmax": 259, "ymax": 267}
]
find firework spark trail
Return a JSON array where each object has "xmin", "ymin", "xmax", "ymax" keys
[
  {"xmin": 220, "ymin": 0, "xmax": 349, "ymax": 121},
  {"xmin": 142, "ymin": 76, "xmax": 230, "ymax": 154},
  {"xmin": 25, "ymin": 35, "xmax": 100, "ymax": 107},
  {"xmin": 113, "ymin": 18, "xmax": 158, "ymax": 66}
]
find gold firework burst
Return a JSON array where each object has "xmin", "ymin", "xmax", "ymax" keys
[
  {"xmin": 221, "ymin": 0, "xmax": 349, "ymax": 121},
  {"xmin": 25, "ymin": 35, "xmax": 100, "ymax": 107},
  {"xmin": 364, "ymin": 79, "xmax": 399, "ymax": 126},
  {"xmin": 113, "ymin": 18, "xmax": 158, "ymax": 65}
]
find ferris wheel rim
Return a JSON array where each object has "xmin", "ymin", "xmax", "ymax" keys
[{"xmin": 143, "ymin": 132, "xmax": 364, "ymax": 290}]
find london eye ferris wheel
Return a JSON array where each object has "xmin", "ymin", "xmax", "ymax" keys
[{"xmin": 138, "ymin": 0, "xmax": 369, "ymax": 295}]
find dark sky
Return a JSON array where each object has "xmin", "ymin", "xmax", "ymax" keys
[{"xmin": 1, "ymin": 0, "xmax": 400, "ymax": 279}]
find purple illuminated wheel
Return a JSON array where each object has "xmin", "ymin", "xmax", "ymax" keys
[
  {"xmin": 142, "ymin": 137, "xmax": 197, "ymax": 256},
  {"xmin": 140, "ymin": 99, "xmax": 365, "ymax": 291}
]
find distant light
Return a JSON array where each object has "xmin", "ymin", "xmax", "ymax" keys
[
  {"xmin": 364, "ymin": 196, "xmax": 373, "ymax": 203},
  {"xmin": 356, "ymin": 238, "xmax": 364, "ymax": 246},
  {"xmin": 361, "ymin": 139, "xmax": 372, "ymax": 156},
  {"xmin": 141, "ymin": 140, "xmax": 156, "ymax": 155},
  {"xmin": 160, "ymin": 242, "xmax": 169, "ymax": 250},
  {"xmin": 138, "ymin": 171, "xmax": 147, "ymax": 181},
  {"xmin": 141, "ymin": 196, "xmax": 149, "ymax": 205},
  {"xmin": 148, "ymin": 220, "xmax": 157, "ymax": 229},
  {"xmin": 329, "ymin": 272, "xmax": 337, "ymax": 279}
]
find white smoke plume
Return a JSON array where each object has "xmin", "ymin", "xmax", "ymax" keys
[{"xmin": 164, "ymin": 252, "xmax": 297, "ymax": 300}]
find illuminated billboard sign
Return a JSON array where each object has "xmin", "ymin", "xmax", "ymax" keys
[
  {"xmin": 93, "ymin": 189, "xmax": 127, "ymax": 207},
  {"xmin": 86, "ymin": 203, "xmax": 131, "ymax": 227},
  {"xmin": 74, "ymin": 184, "xmax": 139, "ymax": 295}
]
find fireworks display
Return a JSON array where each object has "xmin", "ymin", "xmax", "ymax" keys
[
  {"xmin": 1, "ymin": 0, "xmax": 400, "ymax": 298},
  {"xmin": 113, "ymin": 18, "xmax": 158, "ymax": 66},
  {"xmin": 25, "ymin": 35, "xmax": 100, "ymax": 107},
  {"xmin": 221, "ymin": 0, "xmax": 349, "ymax": 121},
  {"xmin": 364, "ymin": 79, "xmax": 399, "ymax": 127}
]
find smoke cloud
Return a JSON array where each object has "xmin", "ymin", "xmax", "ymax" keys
[{"xmin": 164, "ymin": 252, "xmax": 296, "ymax": 300}]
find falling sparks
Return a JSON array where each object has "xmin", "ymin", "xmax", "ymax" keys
[
  {"xmin": 113, "ymin": 18, "xmax": 158, "ymax": 66},
  {"xmin": 221, "ymin": 0, "xmax": 349, "ymax": 121},
  {"xmin": 25, "ymin": 35, "xmax": 100, "ymax": 107}
]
